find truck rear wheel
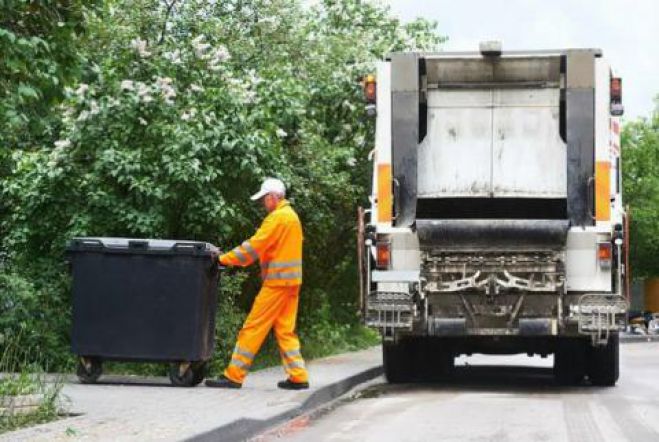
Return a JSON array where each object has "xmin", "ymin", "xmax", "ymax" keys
[
  {"xmin": 422, "ymin": 339, "xmax": 454, "ymax": 381},
  {"xmin": 553, "ymin": 338, "xmax": 587, "ymax": 385},
  {"xmin": 384, "ymin": 337, "xmax": 454, "ymax": 383},
  {"xmin": 383, "ymin": 339, "xmax": 414, "ymax": 383},
  {"xmin": 587, "ymin": 333, "xmax": 619, "ymax": 386}
]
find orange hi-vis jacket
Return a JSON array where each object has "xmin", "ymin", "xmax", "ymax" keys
[{"xmin": 219, "ymin": 200, "xmax": 303, "ymax": 287}]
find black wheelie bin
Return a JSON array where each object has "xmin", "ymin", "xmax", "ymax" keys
[{"xmin": 67, "ymin": 237, "xmax": 219, "ymax": 386}]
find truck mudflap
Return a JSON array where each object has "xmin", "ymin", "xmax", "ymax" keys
[{"xmin": 576, "ymin": 294, "xmax": 628, "ymax": 345}]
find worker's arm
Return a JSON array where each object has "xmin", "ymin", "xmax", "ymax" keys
[{"xmin": 219, "ymin": 215, "xmax": 279, "ymax": 267}]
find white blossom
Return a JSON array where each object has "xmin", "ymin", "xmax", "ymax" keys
[
  {"xmin": 346, "ymin": 157, "xmax": 357, "ymax": 167},
  {"xmin": 163, "ymin": 49, "xmax": 182, "ymax": 65},
  {"xmin": 191, "ymin": 35, "xmax": 211, "ymax": 58},
  {"xmin": 156, "ymin": 77, "xmax": 176, "ymax": 104},
  {"xmin": 188, "ymin": 83, "xmax": 204, "ymax": 93},
  {"xmin": 54, "ymin": 139, "xmax": 71, "ymax": 149},
  {"xmin": 243, "ymin": 90, "xmax": 257, "ymax": 104},
  {"xmin": 258, "ymin": 16, "xmax": 278, "ymax": 27},
  {"xmin": 138, "ymin": 117, "xmax": 148, "ymax": 126},
  {"xmin": 246, "ymin": 69, "xmax": 261, "ymax": 86},
  {"xmin": 75, "ymin": 83, "xmax": 89, "ymax": 98},
  {"xmin": 276, "ymin": 128, "xmax": 287, "ymax": 138},
  {"xmin": 77, "ymin": 110, "xmax": 90, "ymax": 121},
  {"xmin": 136, "ymin": 82, "xmax": 152, "ymax": 103},
  {"xmin": 209, "ymin": 45, "xmax": 230, "ymax": 67},
  {"xmin": 89, "ymin": 100, "xmax": 100, "ymax": 116},
  {"xmin": 181, "ymin": 108, "xmax": 197, "ymax": 121},
  {"xmin": 120, "ymin": 80, "xmax": 135, "ymax": 91},
  {"xmin": 130, "ymin": 37, "xmax": 151, "ymax": 58}
]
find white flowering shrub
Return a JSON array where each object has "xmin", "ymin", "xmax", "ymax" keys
[{"xmin": 1, "ymin": 0, "xmax": 444, "ymax": 369}]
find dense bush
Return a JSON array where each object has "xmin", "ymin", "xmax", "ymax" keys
[
  {"xmin": 622, "ymin": 100, "xmax": 659, "ymax": 279},
  {"xmin": 0, "ymin": 0, "xmax": 444, "ymax": 372}
]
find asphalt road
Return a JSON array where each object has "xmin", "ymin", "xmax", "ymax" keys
[{"xmin": 261, "ymin": 342, "xmax": 659, "ymax": 442}]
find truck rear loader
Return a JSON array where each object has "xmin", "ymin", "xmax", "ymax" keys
[{"xmin": 358, "ymin": 42, "xmax": 628, "ymax": 386}]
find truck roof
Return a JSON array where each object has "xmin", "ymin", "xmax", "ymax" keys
[{"xmin": 387, "ymin": 48, "xmax": 603, "ymax": 59}]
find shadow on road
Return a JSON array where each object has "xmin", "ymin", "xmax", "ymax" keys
[
  {"xmin": 359, "ymin": 365, "xmax": 596, "ymax": 397},
  {"xmin": 81, "ymin": 376, "xmax": 176, "ymax": 387}
]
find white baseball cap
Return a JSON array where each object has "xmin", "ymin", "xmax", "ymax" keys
[{"xmin": 250, "ymin": 178, "xmax": 286, "ymax": 200}]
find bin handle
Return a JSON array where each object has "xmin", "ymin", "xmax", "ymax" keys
[
  {"xmin": 73, "ymin": 238, "xmax": 104, "ymax": 250},
  {"xmin": 172, "ymin": 242, "xmax": 205, "ymax": 253},
  {"xmin": 128, "ymin": 240, "xmax": 149, "ymax": 250}
]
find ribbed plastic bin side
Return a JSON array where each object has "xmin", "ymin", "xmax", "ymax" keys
[{"xmin": 67, "ymin": 238, "xmax": 219, "ymax": 362}]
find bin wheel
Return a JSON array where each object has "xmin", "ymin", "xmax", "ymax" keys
[
  {"xmin": 77, "ymin": 357, "xmax": 103, "ymax": 384},
  {"xmin": 191, "ymin": 361, "xmax": 208, "ymax": 385},
  {"xmin": 169, "ymin": 362, "xmax": 206, "ymax": 387}
]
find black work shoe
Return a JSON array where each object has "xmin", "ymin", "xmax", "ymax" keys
[
  {"xmin": 277, "ymin": 379, "xmax": 309, "ymax": 390},
  {"xmin": 205, "ymin": 376, "xmax": 242, "ymax": 389}
]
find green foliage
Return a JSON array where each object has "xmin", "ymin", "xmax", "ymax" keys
[
  {"xmin": 0, "ymin": 0, "xmax": 98, "ymax": 149},
  {"xmin": 0, "ymin": 0, "xmax": 444, "ymax": 373},
  {"xmin": 622, "ymin": 98, "xmax": 659, "ymax": 278}
]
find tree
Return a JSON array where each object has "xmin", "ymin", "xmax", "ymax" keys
[
  {"xmin": 0, "ymin": 0, "xmax": 445, "ymax": 368},
  {"xmin": 622, "ymin": 98, "xmax": 659, "ymax": 278}
]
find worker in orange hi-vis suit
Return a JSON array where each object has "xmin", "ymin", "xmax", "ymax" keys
[{"xmin": 206, "ymin": 178, "xmax": 309, "ymax": 390}]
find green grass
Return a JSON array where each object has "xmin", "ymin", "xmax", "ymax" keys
[{"xmin": 0, "ymin": 338, "xmax": 64, "ymax": 435}]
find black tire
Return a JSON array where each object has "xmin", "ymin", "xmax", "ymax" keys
[
  {"xmin": 421, "ymin": 339, "xmax": 455, "ymax": 382},
  {"xmin": 383, "ymin": 338, "xmax": 415, "ymax": 383},
  {"xmin": 77, "ymin": 357, "xmax": 103, "ymax": 384},
  {"xmin": 169, "ymin": 362, "xmax": 203, "ymax": 387},
  {"xmin": 554, "ymin": 338, "xmax": 587, "ymax": 385},
  {"xmin": 191, "ymin": 361, "xmax": 208, "ymax": 386},
  {"xmin": 587, "ymin": 333, "xmax": 619, "ymax": 386}
]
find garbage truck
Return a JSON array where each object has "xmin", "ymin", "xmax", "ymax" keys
[{"xmin": 357, "ymin": 42, "xmax": 628, "ymax": 386}]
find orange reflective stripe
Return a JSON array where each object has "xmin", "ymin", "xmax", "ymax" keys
[
  {"xmin": 229, "ymin": 358, "xmax": 250, "ymax": 370},
  {"xmin": 231, "ymin": 247, "xmax": 249, "ymax": 264},
  {"xmin": 282, "ymin": 349, "xmax": 301, "ymax": 359},
  {"xmin": 267, "ymin": 260, "xmax": 302, "ymax": 269},
  {"xmin": 595, "ymin": 161, "xmax": 611, "ymax": 221},
  {"xmin": 264, "ymin": 271, "xmax": 302, "ymax": 281},
  {"xmin": 377, "ymin": 164, "xmax": 392, "ymax": 223},
  {"xmin": 242, "ymin": 241, "xmax": 259, "ymax": 261}
]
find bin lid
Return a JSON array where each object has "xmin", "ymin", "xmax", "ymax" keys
[{"xmin": 67, "ymin": 237, "xmax": 217, "ymax": 255}]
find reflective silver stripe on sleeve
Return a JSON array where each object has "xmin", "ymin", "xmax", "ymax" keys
[
  {"xmin": 242, "ymin": 241, "xmax": 259, "ymax": 261},
  {"xmin": 230, "ymin": 358, "xmax": 250, "ymax": 370},
  {"xmin": 267, "ymin": 260, "xmax": 302, "ymax": 269},
  {"xmin": 286, "ymin": 360, "xmax": 306, "ymax": 370},
  {"xmin": 232, "ymin": 247, "xmax": 248, "ymax": 264},
  {"xmin": 264, "ymin": 271, "xmax": 302, "ymax": 281},
  {"xmin": 283, "ymin": 349, "xmax": 301, "ymax": 359},
  {"xmin": 233, "ymin": 345, "xmax": 255, "ymax": 361}
]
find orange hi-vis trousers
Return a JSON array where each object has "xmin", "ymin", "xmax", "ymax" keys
[{"xmin": 224, "ymin": 285, "xmax": 308, "ymax": 384}]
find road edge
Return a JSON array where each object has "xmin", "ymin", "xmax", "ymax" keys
[
  {"xmin": 187, "ymin": 365, "xmax": 384, "ymax": 442},
  {"xmin": 620, "ymin": 334, "xmax": 659, "ymax": 343}
]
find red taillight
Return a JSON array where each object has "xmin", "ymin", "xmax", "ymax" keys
[
  {"xmin": 376, "ymin": 241, "xmax": 391, "ymax": 269},
  {"xmin": 610, "ymin": 77, "xmax": 624, "ymax": 116},
  {"xmin": 610, "ymin": 77, "xmax": 622, "ymax": 101},
  {"xmin": 598, "ymin": 242, "xmax": 612, "ymax": 268},
  {"xmin": 363, "ymin": 74, "xmax": 376, "ymax": 104}
]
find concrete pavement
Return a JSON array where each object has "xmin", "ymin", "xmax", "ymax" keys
[
  {"xmin": 1, "ymin": 347, "xmax": 382, "ymax": 442},
  {"xmin": 274, "ymin": 342, "xmax": 659, "ymax": 442}
]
